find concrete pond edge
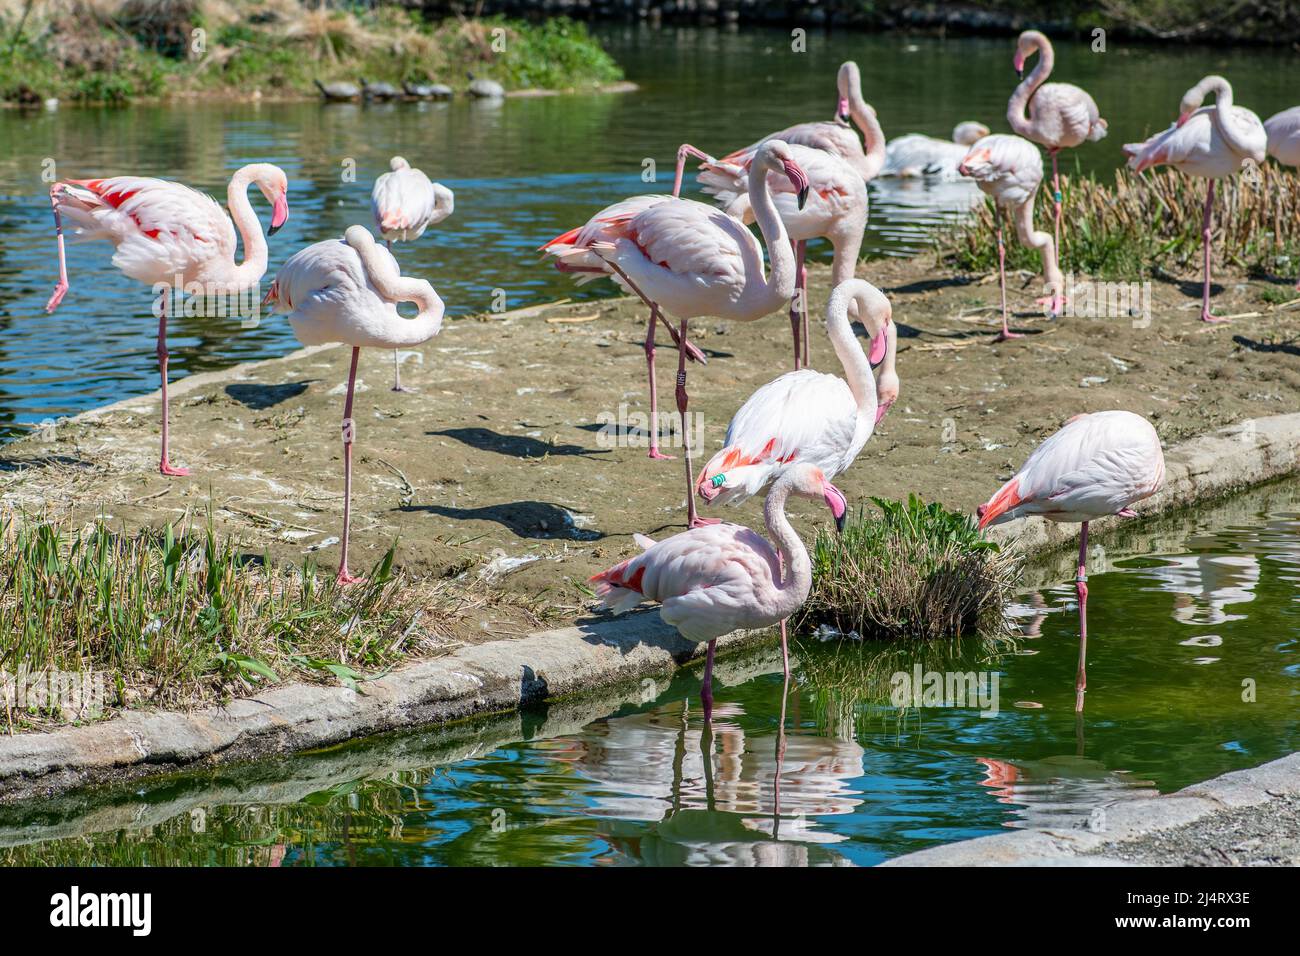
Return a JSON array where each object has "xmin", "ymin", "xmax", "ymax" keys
[{"xmin": 3, "ymin": 409, "xmax": 1300, "ymax": 808}]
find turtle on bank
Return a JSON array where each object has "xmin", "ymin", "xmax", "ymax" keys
[
  {"xmin": 466, "ymin": 73, "xmax": 505, "ymax": 99},
  {"xmin": 360, "ymin": 78, "xmax": 400, "ymax": 100},
  {"xmin": 314, "ymin": 79, "xmax": 359, "ymax": 101}
]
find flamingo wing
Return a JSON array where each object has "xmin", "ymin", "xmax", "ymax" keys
[
  {"xmin": 698, "ymin": 370, "xmax": 858, "ymax": 505},
  {"xmin": 541, "ymin": 194, "xmax": 671, "ymax": 284}
]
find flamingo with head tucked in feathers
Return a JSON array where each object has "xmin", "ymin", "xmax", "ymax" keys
[
  {"xmin": 882, "ymin": 122, "xmax": 991, "ymax": 179},
  {"xmin": 371, "ymin": 156, "xmax": 455, "ymax": 391},
  {"xmin": 44, "ymin": 163, "xmax": 290, "ymax": 476},
  {"xmin": 263, "ymin": 225, "xmax": 444, "ymax": 586},
  {"xmin": 958, "ymin": 134, "xmax": 1063, "ymax": 340},
  {"xmin": 977, "ymin": 410, "xmax": 1165, "ymax": 712},
  {"xmin": 545, "ymin": 141, "xmax": 809, "ymax": 529},
  {"xmin": 1007, "ymin": 30, "xmax": 1108, "ymax": 256},
  {"xmin": 1123, "ymin": 76, "xmax": 1267, "ymax": 322},
  {"xmin": 1264, "ymin": 106, "xmax": 1300, "ymax": 289},
  {"xmin": 591, "ymin": 462, "xmax": 845, "ymax": 721},
  {"xmin": 700, "ymin": 61, "xmax": 886, "ymax": 369},
  {"xmin": 696, "ymin": 279, "xmax": 895, "ymax": 525}
]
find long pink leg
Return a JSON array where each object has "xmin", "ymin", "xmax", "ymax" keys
[
  {"xmin": 644, "ymin": 305, "xmax": 673, "ymax": 460},
  {"xmin": 994, "ymin": 207, "xmax": 1022, "ymax": 341},
  {"xmin": 675, "ymin": 318, "xmax": 718, "ymax": 529},
  {"xmin": 1051, "ymin": 149, "xmax": 1063, "ymax": 259},
  {"xmin": 1075, "ymin": 520, "xmax": 1089, "ymax": 713},
  {"xmin": 46, "ymin": 187, "xmax": 70, "ymax": 312},
  {"xmin": 799, "ymin": 241, "xmax": 810, "ymax": 368},
  {"xmin": 605, "ymin": 258, "xmax": 706, "ymax": 365},
  {"xmin": 779, "ymin": 618, "xmax": 790, "ymax": 684},
  {"xmin": 1201, "ymin": 180, "xmax": 1225, "ymax": 322},
  {"xmin": 700, "ymin": 638, "xmax": 716, "ymax": 723},
  {"xmin": 156, "ymin": 295, "xmax": 190, "ymax": 477},
  {"xmin": 337, "ymin": 347, "xmax": 366, "ymax": 586},
  {"xmin": 788, "ymin": 239, "xmax": 802, "ymax": 370}
]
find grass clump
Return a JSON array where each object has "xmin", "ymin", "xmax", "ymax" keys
[
  {"xmin": 793, "ymin": 494, "xmax": 1019, "ymax": 641},
  {"xmin": 0, "ymin": 1, "xmax": 622, "ymax": 104},
  {"xmin": 0, "ymin": 510, "xmax": 439, "ymax": 725},
  {"xmin": 942, "ymin": 164, "xmax": 1300, "ymax": 283}
]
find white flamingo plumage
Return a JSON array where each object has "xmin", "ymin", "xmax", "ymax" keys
[
  {"xmin": 371, "ymin": 156, "xmax": 455, "ymax": 391},
  {"xmin": 44, "ymin": 163, "xmax": 290, "ymax": 476},
  {"xmin": 958, "ymin": 134, "xmax": 1063, "ymax": 340},
  {"xmin": 696, "ymin": 279, "xmax": 895, "ymax": 511},
  {"xmin": 882, "ymin": 122, "xmax": 991, "ymax": 179},
  {"xmin": 977, "ymin": 410, "xmax": 1166, "ymax": 711},
  {"xmin": 591, "ymin": 462, "xmax": 845, "ymax": 719},
  {"xmin": 1007, "ymin": 30, "xmax": 1108, "ymax": 254},
  {"xmin": 263, "ymin": 225, "xmax": 445, "ymax": 585},
  {"xmin": 546, "ymin": 140, "xmax": 808, "ymax": 529},
  {"xmin": 1264, "ymin": 106, "xmax": 1300, "ymax": 289},
  {"xmin": 1123, "ymin": 76, "xmax": 1267, "ymax": 322},
  {"xmin": 698, "ymin": 144, "xmax": 868, "ymax": 368}
]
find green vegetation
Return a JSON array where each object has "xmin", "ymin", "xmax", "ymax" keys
[
  {"xmin": 0, "ymin": 510, "xmax": 437, "ymax": 725},
  {"xmin": 0, "ymin": 1, "xmax": 622, "ymax": 105},
  {"xmin": 793, "ymin": 495, "xmax": 1019, "ymax": 641},
  {"xmin": 943, "ymin": 164, "xmax": 1300, "ymax": 283}
]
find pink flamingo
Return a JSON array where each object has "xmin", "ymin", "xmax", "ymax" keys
[
  {"xmin": 696, "ymin": 279, "xmax": 894, "ymax": 519},
  {"xmin": 1007, "ymin": 30, "xmax": 1108, "ymax": 255},
  {"xmin": 371, "ymin": 156, "xmax": 455, "ymax": 392},
  {"xmin": 1264, "ymin": 106, "xmax": 1300, "ymax": 289},
  {"xmin": 958, "ymin": 134, "xmax": 1064, "ymax": 340},
  {"xmin": 45, "ymin": 163, "xmax": 290, "ymax": 476},
  {"xmin": 591, "ymin": 462, "xmax": 845, "ymax": 720},
  {"xmin": 1123, "ymin": 76, "xmax": 1267, "ymax": 322},
  {"xmin": 882, "ymin": 122, "xmax": 991, "ymax": 179},
  {"xmin": 698, "ymin": 143, "xmax": 867, "ymax": 369},
  {"xmin": 547, "ymin": 141, "xmax": 809, "ymax": 529},
  {"xmin": 977, "ymin": 410, "xmax": 1165, "ymax": 712},
  {"xmin": 263, "ymin": 225, "xmax": 444, "ymax": 585},
  {"xmin": 540, "ymin": 144, "xmax": 717, "ymax": 461},
  {"xmin": 704, "ymin": 62, "xmax": 886, "ymax": 368}
]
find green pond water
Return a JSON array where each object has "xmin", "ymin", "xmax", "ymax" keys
[
  {"xmin": 2, "ymin": 26, "xmax": 1299, "ymax": 440},
  {"xmin": 2, "ymin": 479, "xmax": 1297, "ymax": 866}
]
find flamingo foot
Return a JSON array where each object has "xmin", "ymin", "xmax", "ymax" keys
[
  {"xmin": 994, "ymin": 329, "xmax": 1024, "ymax": 342},
  {"xmin": 1201, "ymin": 309, "xmax": 1229, "ymax": 323},
  {"xmin": 159, "ymin": 460, "xmax": 190, "ymax": 477},
  {"xmin": 336, "ymin": 571, "xmax": 367, "ymax": 587},
  {"xmin": 46, "ymin": 282, "xmax": 68, "ymax": 313},
  {"xmin": 689, "ymin": 516, "xmax": 722, "ymax": 529},
  {"xmin": 647, "ymin": 447, "xmax": 675, "ymax": 461}
]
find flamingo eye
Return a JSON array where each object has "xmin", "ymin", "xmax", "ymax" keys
[{"xmin": 710, "ymin": 474, "xmax": 726, "ymax": 488}]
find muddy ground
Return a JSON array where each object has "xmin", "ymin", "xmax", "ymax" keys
[{"xmin": 4, "ymin": 253, "xmax": 1300, "ymax": 636}]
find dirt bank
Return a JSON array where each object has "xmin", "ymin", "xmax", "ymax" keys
[{"xmin": 5, "ymin": 253, "xmax": 1299, "ymax": 620}]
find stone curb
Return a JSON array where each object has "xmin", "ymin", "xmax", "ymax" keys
[
  {"xmin": 3, "ymin": 410, "xmax": 1300, "ymax": 803},
  {"xmin": 881, "ymin": 752, "xmax": 1300, "ymax": 866}
]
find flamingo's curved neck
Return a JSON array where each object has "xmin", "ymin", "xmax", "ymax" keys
[
  {"xmin": 1197, "ymin": 77, "xmax": 1255, "ymax": 158},
  {"xmin": 347, "ymin": 229, "xmax": 446, "ymax": 345},
  {"xmin": 227, "ymin": 168, "xmax": 269, "ymax": 290},
  {"xmin": 1014, "ymin": 197, "xmax": 1062, "ymax": 300},
  {"xmin": 747, "ymin": 161, "xmax": 796, "ymax": 308},
  {"xmin": 1008, "ymin": 35, "xmax": 1054, "ymax": 136},
  {"xmin": 763, "ymin": 478, "xmax": 813, "ymax": 616},
  {"xmin": 826, "ymin": 285, "xmax": 880, "ymax": 419},
  {"xmin": 844, "ymin": 73, "xmax": 886, "ymax": 178}
]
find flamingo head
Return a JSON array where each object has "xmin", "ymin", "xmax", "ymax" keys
[
  {"xmin": 835, "ymin": 61, "xmax": 860, "ymax": 117},
  {"xmin": 247, "ymin": 163, "xmax": 290, "ymax": 236},
  {"xmin": 787, "ymin": 464, "xmax": 848, "ymax": 533},
  {"xmin": 1012, "ymin": 30, "xmax": 1043, "ymax": 80},
  {"xmin": 755, "ymin": 140, "xmax": 810, "ymax": 209},
  {"xmin": 957, "ymin": 146, "xmax": 992, "ymax": 179}
]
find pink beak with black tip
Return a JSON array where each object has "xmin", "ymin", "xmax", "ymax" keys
[
  {"xmin": 783, "ymin": 159, "xmax": 811, "ymax": 211},
  {"xmin": 268, "ymin": 191, "xmax": 289, "ymax": 236},
  {"xmin": 824, "ymin": 482, "xmax": 848, "ymax": 533}
]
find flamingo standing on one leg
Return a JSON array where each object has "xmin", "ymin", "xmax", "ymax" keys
[
  {"xmin": 1123, "ymin": 76, "xmax": 1267, "ymax": 323},
  {"xmin": 976, "ymin": 410, "xmax": 1165, "ymax": 712},
  {"xmin": 1263, "ymin": 106, "xmax": 1300, "ymax": 290},
  {"xmin": 44, "ymin": 163, "xmax": 290, "ymax": 476},
  {"xmin": 541, "ymin": 144, "xmax": 716, "ymax": 461},
  {"xmin": 548, "ymin": 141, "xmax": 809, "ymax": 529},
  {"xmin": 263, "ymin": 225, "xmax": 444, "ymax": 585},
  {"xmin": 1007, "ymin": 30, "xmax": 1108, "ymax": 257},
  {"xmin": 701, "ymin": 61, "xmax": 886, "ymax": 369},
  {"xmin": 591, "ymin": 462, "xmax": 845, "ymax": 720},
  {"xmin": 882, "ymin": 122, "xmax": 991, "ymax": 179},
  {"xmin": 371, "ymin": 156, "xmax": 455, "ymax": 392},
  {"xmin": 697, "ymin": 144, "xmax": 868, "ymax": 369},
  {"xmin": 959, "ymin": 134, "xmax": 1064, "ymax": 340}
]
